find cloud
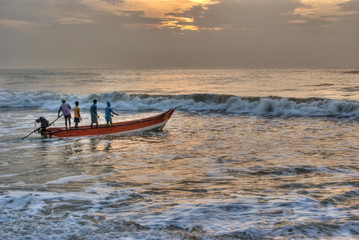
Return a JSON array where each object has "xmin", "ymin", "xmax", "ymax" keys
[
  {"xmin": 291, "ymin": 0, "xmax": 359, "ymax": 24},
  {"xmin": 0, "ymin": 0, "xmax": 222, "ymax": 31},
  {"xmin": 78, "ymin": 0, "xmax": 220, "ymax": 30},
  {"xmin": 1, "ymin": 0, "xmax": 358, "ymax": 32},
  {"xmin": 0, "ymin": 0, "xmax": 97, "ymax": 31},
  {"xmin": 194, "ymin": 0, "xmax": 301, "ymax": 31},
  {"xmin": 339, "ymin": 0, "xmax": 359, "ymax": 11},
  {"xmin": 0, "ymin": 19, "xmax": 45, "ymax": 29},
  {"xmin": 59, "ymin": 17, "xmax": 94, "ymax": 25},
  {"xmin": 1, "ymin": 0, "xmax": 358, "ymax": 68}
]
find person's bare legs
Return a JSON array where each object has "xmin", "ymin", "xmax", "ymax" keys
[{"xmin": 65, "ymin": 116, "xmax": 71, "ymax": 129}]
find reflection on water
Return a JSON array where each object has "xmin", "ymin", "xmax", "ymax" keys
[
  {"xmin": 1, "ymin": 112, "xmax": 359, "ymax": 239},
  {"xmin": 2, "ymin": 68, "xmax": 359, "ymax": 238}
]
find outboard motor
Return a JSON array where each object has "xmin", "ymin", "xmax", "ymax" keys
[{"xmin": 35, "ymin": 117, "xmax": 49, "ymax": 133}]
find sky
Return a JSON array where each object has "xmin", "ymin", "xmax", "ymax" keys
[{"xmin": 0, "ymin": 0, "xmax": 359, "ymax": 68}]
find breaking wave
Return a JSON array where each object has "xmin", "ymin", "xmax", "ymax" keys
[{"xmin": 1, "ymin": 89, "xmax": 359, "ymax": 117}]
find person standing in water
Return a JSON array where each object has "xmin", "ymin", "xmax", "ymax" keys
[
  {"xmin": 73, "ymin": 101, "xmax": 82, "ymax": 128},
  {"xmin": 58, "ymin": 99, "xmax": 71, "ymax": 129},
  {"xmin": 90, "ymin": 99, "xmax": 99, "ymax": 128},
  {"xmin": 105, "ymin": 101, "xmax": 119, "ymax": 126}
]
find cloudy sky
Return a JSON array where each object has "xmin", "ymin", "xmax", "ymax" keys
[{"xmin": 1, "ymin": 0, "xmax": 358, "ymax": 68}]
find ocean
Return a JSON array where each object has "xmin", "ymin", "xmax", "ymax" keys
[{"xmin": 0, "ymin": 68, "xmax": 358, "ymax": 239}]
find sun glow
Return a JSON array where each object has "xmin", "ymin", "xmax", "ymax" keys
[
  {"xmin": 81, "ymin": 0, "xmax": 219, "ymax": 31},
  {"xmin": 159, "ymin": 16, "xmax": 199, "ymax": 30}
]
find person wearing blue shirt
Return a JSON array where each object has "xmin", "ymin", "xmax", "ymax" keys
[{"xmin": 105, "ymin": 101, "xmax": 119, "ymax": 126}]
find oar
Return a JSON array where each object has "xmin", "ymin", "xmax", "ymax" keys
[
  {"xmin": 22, "ymin": 114, "xmax": 63, "ymax": 140},
  {"xmin": 48, "ymin": 114, "xmax": 63, "ymax": 127},
  {"xmin": 22, "ymin": 127, "xmax": 42, "ymax": 140}
]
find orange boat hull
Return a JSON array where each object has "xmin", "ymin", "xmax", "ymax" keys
[{"xmin": 41, "ymin": 108, "xmax": 175, "ymax": 138}]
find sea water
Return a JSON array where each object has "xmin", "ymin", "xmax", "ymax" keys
[{"xmin": 0, "ymin": 68, "xmax": 358, "ymax": 239}]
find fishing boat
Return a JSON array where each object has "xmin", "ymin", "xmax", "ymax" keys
[{"xmin": 40, "ymin": 108, "xmax": 175, "ymax": 138}]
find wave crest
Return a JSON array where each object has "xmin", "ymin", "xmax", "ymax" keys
[{"xmin": 1, "ymin": 89, "xmax": 359, "ymax": 117}]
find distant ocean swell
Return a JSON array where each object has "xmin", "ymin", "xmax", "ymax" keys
[{"xmin": 1, "ymin": 89, "xmax": 359, "ymax": 117}]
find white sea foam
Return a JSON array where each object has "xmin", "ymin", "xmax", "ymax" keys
[
  {"xmin": 0, "ymin": 189, "xmax": 357, "ymax": 239},
  {"xmin": 46, "ymin": 175, "xmax": 97, "ymax": 184},
  {"xmin": 1, "ymin": 89, "xmax": 359, "ymax": 117},
  {"xmin": 46, "ymin": 173, "xmax": 110, "ymax": 184}
]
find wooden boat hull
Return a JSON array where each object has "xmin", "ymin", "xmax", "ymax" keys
[{"xmin": 41, "ymin": 108, "xmax": 175, "ymax": 138}]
